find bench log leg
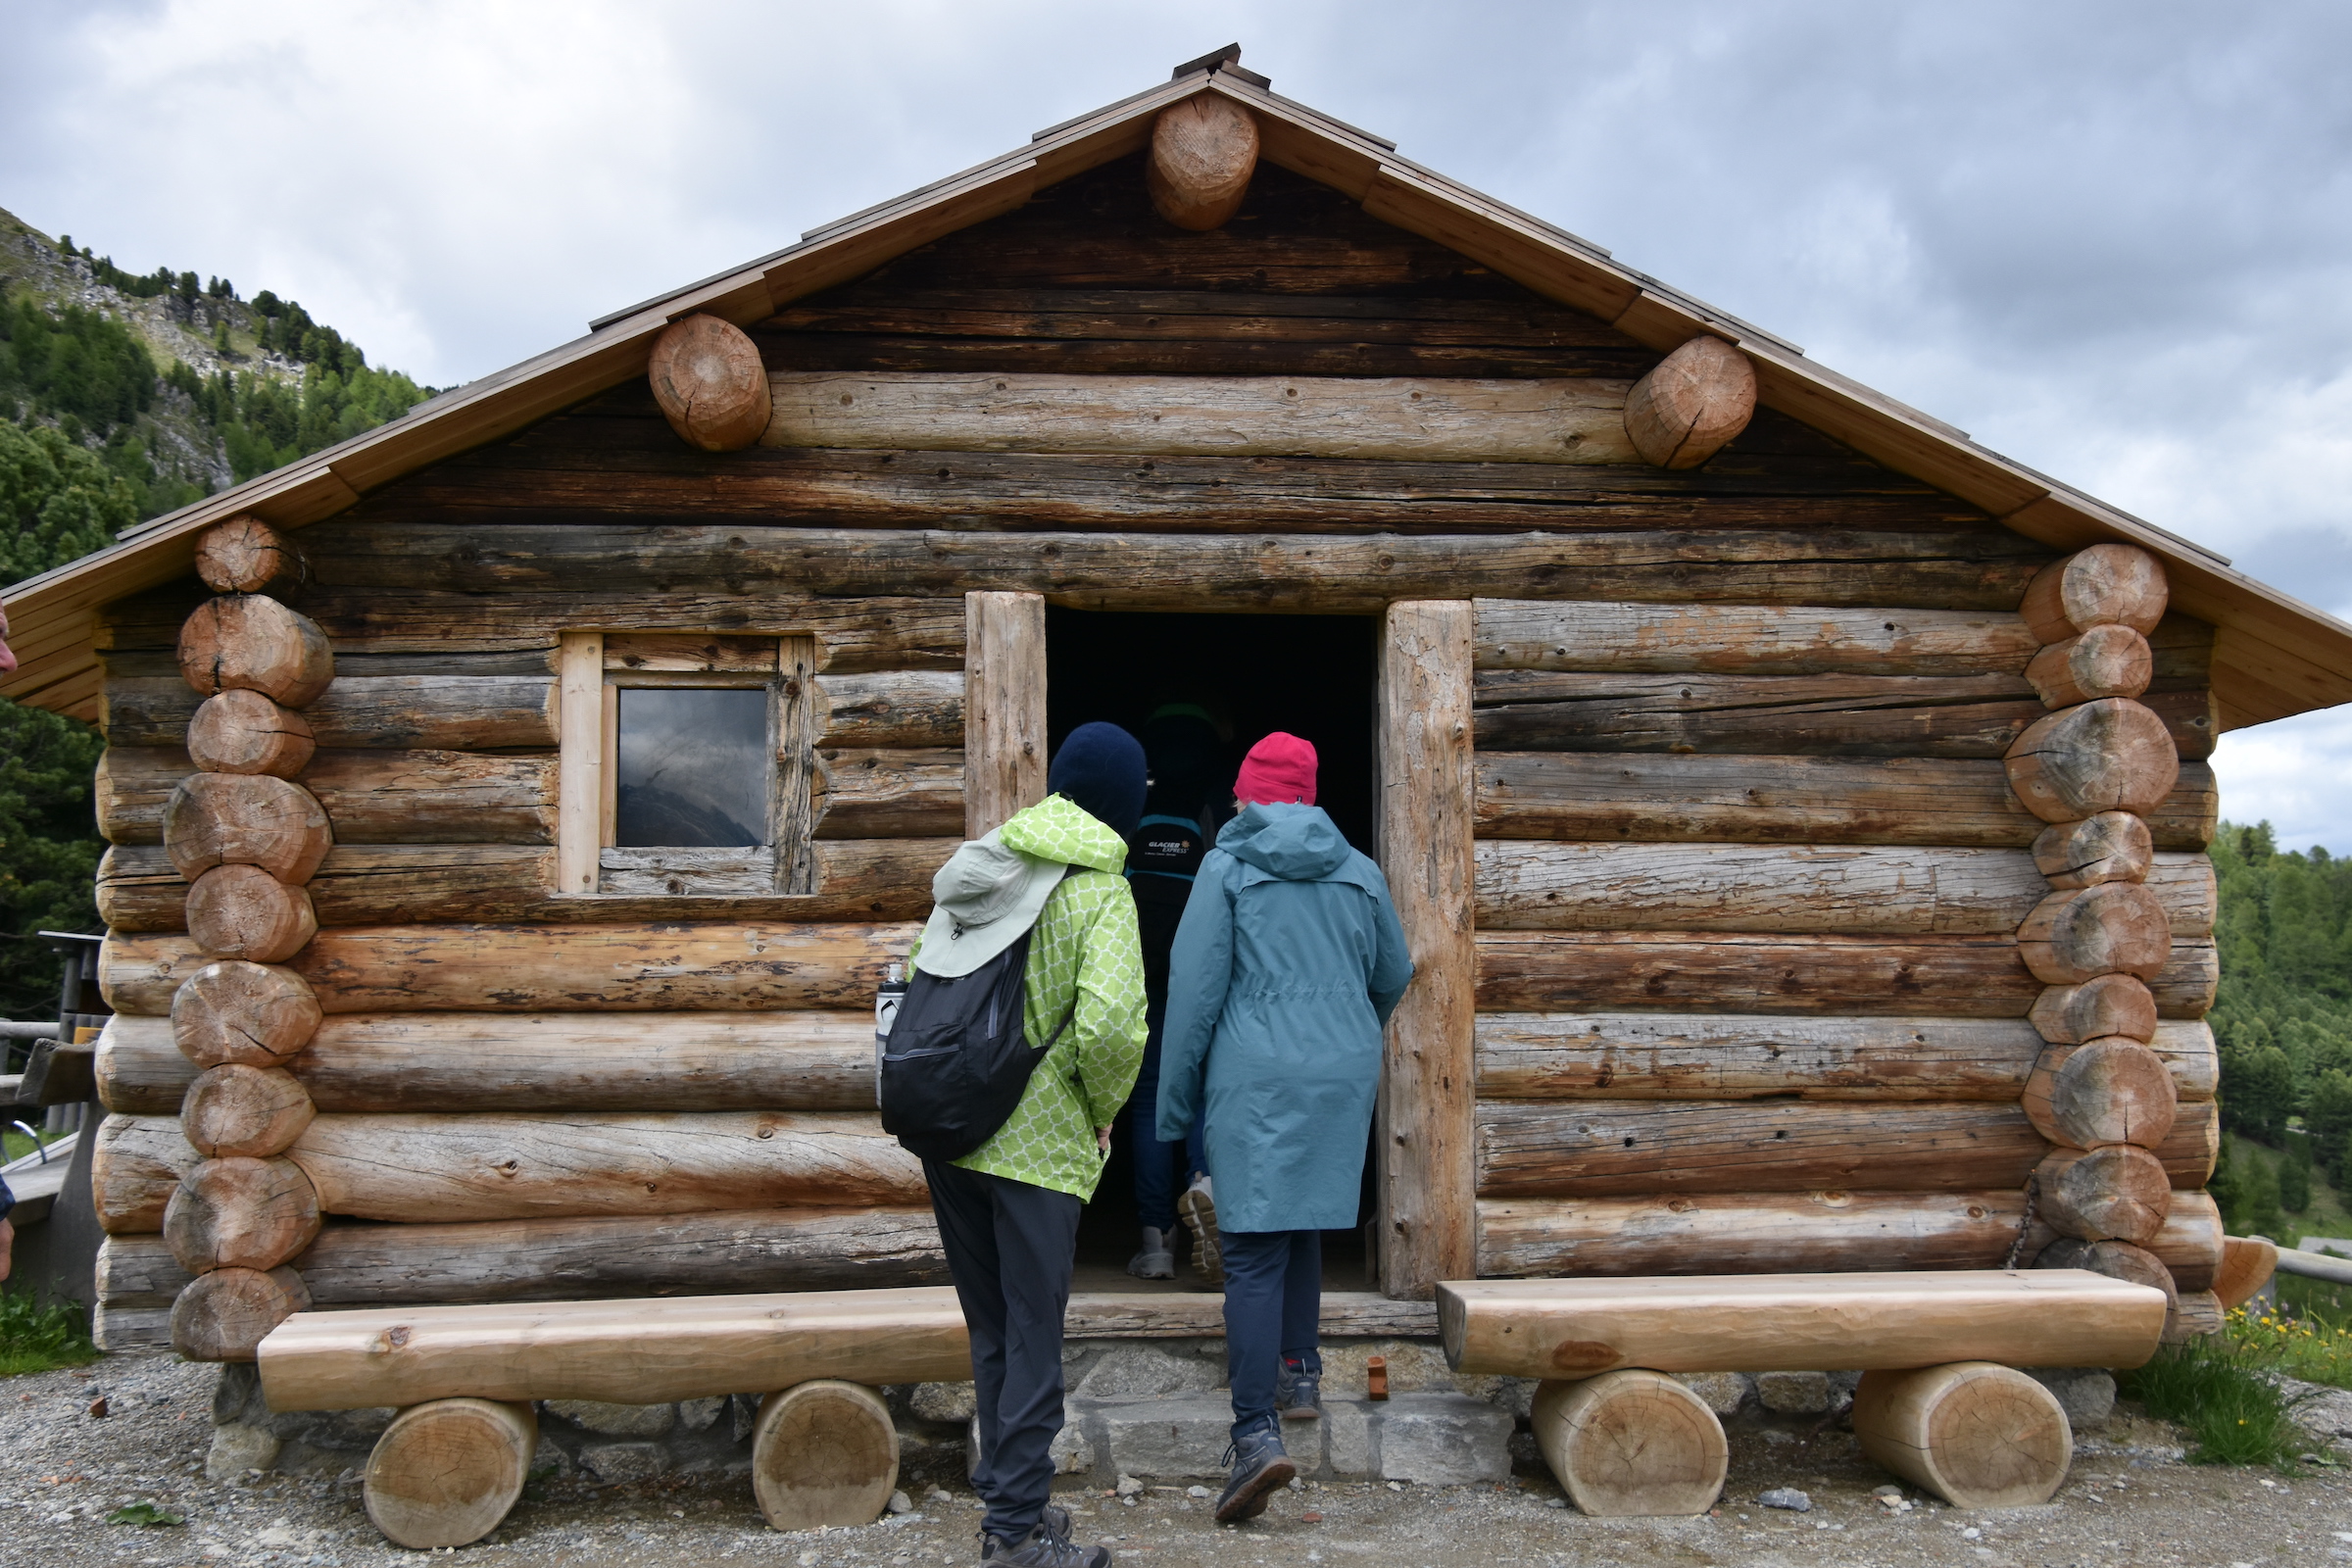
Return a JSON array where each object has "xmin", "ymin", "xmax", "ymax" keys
[
  {"xmin": 1852, "ymin": 1362, "xmax": 2071, "ymax": 1507},
  {"xmin": 753, "ymin": 1379, "xmax": 900, "ymax": 1532},
  {"xmin": 1531, "ymin": 1370, "xmax": 1727, "ymax": 1517},
  {"xmin": 363, "ymin": 1397, "xmax": 536, "ymax": 1549}
]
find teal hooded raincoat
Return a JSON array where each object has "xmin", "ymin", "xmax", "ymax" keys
[{"xmin": 1154, "ymin": 802, "xmax": 1414, "ymax": 1234}]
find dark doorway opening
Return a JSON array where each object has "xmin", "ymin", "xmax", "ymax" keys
[{"xmin": 1046, "ymin": 608, "xmax": 1382, "ymax": 1293}]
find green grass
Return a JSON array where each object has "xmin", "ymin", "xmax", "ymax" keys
[
  {"xmin": 2122, "ymin": 1330, "xmax": 2315, "ymax": 1469},
  {"xmin": 0, "ymin": 1286, "xmax": 100, "ymax": 1377},
  {"xmin": 2, "ymin": 1126, "xmax": 72, "ymax": 1163}
]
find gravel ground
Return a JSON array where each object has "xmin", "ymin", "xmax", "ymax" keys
[{"xmin": 7, "ymin": 1352, "xmax": 2352, "ymax": 1568}]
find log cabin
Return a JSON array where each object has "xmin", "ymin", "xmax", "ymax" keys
[{"xmin": 4, "ymin": 47, "xmax": 2346, "ymax": 1381}]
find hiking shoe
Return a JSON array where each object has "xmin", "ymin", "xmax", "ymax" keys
[
  {"xmin": 980, "ymin": 1504, "xmax": 1112, "ymax": 1566},
  {"xmin": 1127, "ymin": 1226, "xmax": 1175, "ymax": 1281},
  {"xmin": 1179, "ymin": 1175, "xmax": 1223, "ymax": 1287},
  {"xmin": 1214, "ymin": 1418, "xmax": 1296, "ymax": 1523},
  {"xmin": 1276, "ymin": 1362, "xmax": 1323, "ymax": 1422}
]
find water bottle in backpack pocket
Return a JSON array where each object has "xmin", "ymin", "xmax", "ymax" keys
[{"xmin": 878, "ymin": 929, "xmax": 1072, "ymax": 1162}]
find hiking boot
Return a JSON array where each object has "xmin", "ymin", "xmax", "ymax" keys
[
  {"xmin": 1213, "ymin": 1418, "xmax": 1296, "ymax": 1524},
  {"xmin": 980, "ymin": 1503, "xmax": 1112, "ymax": 1567},
  {"xmin": 1179, "ymin": 1175, "xmax": 1223, "ymax": 1287},
  {"xmin": 1276, "ymin": 1359, "xmax": 1323, "ymax": 1421},
  {"xmin": 1126, "ymin": 1226, "xmax": 1175, "ymax": 1281}
]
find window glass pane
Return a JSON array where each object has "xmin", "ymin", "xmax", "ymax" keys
[{"xmin": 614, "ymin": 687, "xmax": 770, "ymax": 848}]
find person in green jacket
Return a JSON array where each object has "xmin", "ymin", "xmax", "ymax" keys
[
  {"xmin": 1157, "ymin": 732, "xmax": 1414, "ymax": 1524},
  {"xmin": 915, "ymin": 722, "xmax": 1150, "ymax": 1568}
]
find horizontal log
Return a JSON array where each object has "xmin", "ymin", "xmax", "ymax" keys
[
  {"xmin": 1475, "ymin": 1100, "xmax": 2049, "ymax": 1198},
  {"xmin": 258, "ymin": 1287, "xmax": 974, "ymax": 1411},
  {"xmin": 1473, "ymin": 600, "xmax": 2039, "ymax": 676},
  {"xmin": 104, "ymin": 675, "xmax": 559, "ymax": 751},
  {"xmin": 295, "ymin": 521, "xmax": 2052, "ymax": 612},
  {"xmin": 2158, "ymin": 1098, "xmax": 2221, "ymax": 1186},
  {"xmin": 1473, "ymin": 841, "xmax": 2047, "ymax": 935},
  {"xmin": 103, "ymin": 921, "xmax": 917, "ymax": 1016},
  {"xmin": 164, "ymin": 773, "xmax": 332, "ymax": 884},
  {"xmin": 1472, "ymin": 668, "xmax": 2043, "ymax": 758},
  {"xmin": 815, "ymin": 672, "xmax": 963, "ymax": 748},
  {"xmin": 96, "ymin": 1015, "xmax": 192, "ymax": 1113},
  {"xmin": 2027, "ymin": 1192, "xmax": 2222, "ymax": 1292},
  {"xmin": 100, "ymin": 841, "xmax": 939, "ymax": 932},
  {"xmin": 1472, "ymin": 753, "xmax": 2217, "ymax": 851},
  {"xmin": 1477, "ymin": 1191, "xmax": 2036, "ymax": 1277},
  {"xmin": 814, "ymin": 750, "xmax": 965, "ymax": 839},
  {"xmin": 763, "ymin": 371, "xmax": 1644, "ymax": 464},
  {"xmin": 2020, "ymin": 544, "xmax": 2169, "ymax": 642},
  {"xmin": 1439, "ymin": 1271, "xmax": 2167, "ymax": 1378},
  {"xmin": 178, "ymin": 595, "xmax": 333, "ymax": 708},
  {"xmin": 287, "ymin": 1010, "xmax": 874, "ymax": 1112},
  {"xmin": 99, "ymin": 748, "xmax": 560, "ymax": 846},
  {"xmin": 282, "ymin": 1209, "xmax": 946, "ymax": 1304},
  {"xmin": 1475, "ymin": 1013, "xmax": 2037, "ymax": 1102},
  {"xmin": 286, "ymin": 1112, "xmax": 926, "ymax": 1223},
  {"xmin": 91, "ymin": 1114, "xmax": 202, "ymax": 1234},
  {"xmin": 95, "ymin": 1233, "xmax": 193, "ymax": 1307}
]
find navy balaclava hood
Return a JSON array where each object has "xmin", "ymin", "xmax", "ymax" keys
[{"xmin": 1048, "ymin": 721, "xmax": 1148, "ymax": 840}]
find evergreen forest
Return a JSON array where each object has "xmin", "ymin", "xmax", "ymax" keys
[{"xmin": 0, "ymin": 218, "xmax": 431, "ymax": 1018}]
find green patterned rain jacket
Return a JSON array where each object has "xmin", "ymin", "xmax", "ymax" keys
[{"xmin": 919, "ymin": 793, "xmax": 1149, "ymax": 1200}]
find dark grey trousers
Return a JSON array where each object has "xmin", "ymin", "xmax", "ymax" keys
[{"xmin": 923, "ymin": 1159, "xmax": 1082, "ymax": 1544}]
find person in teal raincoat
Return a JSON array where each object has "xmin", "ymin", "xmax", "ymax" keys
[{"xmin": 1156, "ymin": 731, "xmax": 1413, "ymax": 1522}]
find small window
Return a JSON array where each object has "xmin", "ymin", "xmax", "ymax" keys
[{"xmin": 556, "ymin": 631, "xmax": 815, "ymax": 896}]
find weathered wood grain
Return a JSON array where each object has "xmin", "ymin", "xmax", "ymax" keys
[
  {"xmin": 182, "ymin": 1063, "xmax": 316, "ymax": 1157},
  {"xmin": 965, "ymin": 593, "xmax": 1047, "ymax": 838},
  {"xmin": 2027, "ymin": 624, "xmax": 2152, "ymax": 707},
  {"xmin": 1533, "ymin": 1371, "xmax": 1728, "ymax": 1518},
  {"xmin": 1472, "ymin": 753, "xmax": 2217, "ymax": 851},
  {"xmin": 290, "ymin": 520, "xmax": 2051, "ymax": 613},
  {"xmin": 1473, "ymin": 600, "xmax": 2039, "ymax": 676},
  {"xmin": 813, "ymin": 749, "xmax": 965, "ymax": 839},
  {"xmin": 2018, "ymin": 882, "xmax": 2175, "ymax": 984},
  {"xmin": 1622, "ymin": 335, "xmax": 1756, "ymax": 469},
  {"xmin": 1148, "ymin": 94, "xmax": 1259, "ymax": 230},
  {"xmin": 1852, "ymin": 1364, "xmax": 2072, "ymax": 1509},
  {"xmin": 649, "ymin": 314, "xmax": 772, "ymax": 451},
  {"xmin": 1472, "ymin": 841, "xmax": 2048, "ymax": 934},
  {"xmin": 2030, "ymin": 973, "xmax": 2158, "ymax": 1044},
  {"xmin": 763, "ymin": 371, "xmax": 1643, "ymax": 465},
  {"xmin": 2019, "ymin": 544, "xmax": 2169, "ymax": 642},
  {"xmin": 178, "ymin": 595, "xmax": 333, "ymax": 707},
  {"xmin": 172, "ymin": 1264, "xmax": 310, "ymax": 1363},
  {"xmin": 103, "ymin": 674, "xmax": 559, "ymax": 751},
  {"xmin": 286, "ymin": 1112, "xmax": 926, "ymax": 1222},
  {"xmin": 164, "ymin": 773, "xmax": 332, "ymax": 884},
  {"xmin": 194, "ymin": 515, "xmax": 299, "ymax": 595},
  {"xmin": 2037, "ymin": 1145, "xmax": 2173, "ymax": 1245},
  {"xmin": 1377, "ymin": 601, "xmax": 1479, "ymax": 1298},
  {"xmin": 171, "ymin": 960, "xmax": 322, "ymax": 1067},
  {"xmin": 164, "ymin": 1154, "xmax": 322, "ymax": 1272},
  {"xmin": 287, "ymin": 1207, "xmax": 948, "ymax": 1302},
  {"xmin": 1475, "ymin": 1100, "xmax": 2050, "ymax": 1198},
  {"xmin": 1477, "ymin": 1191, "xmax": 2035, "ymax": 1278},
  {"xmin": 91, "ymin": 1113, "xmax": 202, "ymax": 1234},
  {"xmin": 814, "ymin": 672, "xmax": 964, "ymax": 749},
  {"xmin": 363, "ymin": 1396, "xmax": 538, "ymax": 1550},
  {"xmin": 101, "ymin": 922, "xmax": 919, "ymax": 1016},
  {"xmin": 2023, "ymin": 1040, "xmax": 2178, "ymax": 1150},
  {"xmin": 100, "ymin": 747, "xmax": 559, "ymax": 845},
  {"xmin": 185, "ymin": 864, "xmax": 317, "ymax": 963},
  {"xmin": 2033, "ymin": 811, "xmax": 2152, "ymax": 889},
  {"xmin": 186, "ymin": 688, "xmax": 316, "ymax": 777},
  {"xmin": 2004, "ymin": 699, "xmax": 2182, "ymax": 822}
]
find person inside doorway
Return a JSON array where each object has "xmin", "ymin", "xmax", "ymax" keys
[
  {"xmin": 1121, "ymin": 706, "xmax": 1223, "ymax": 1282},
  {"xmin": 1155, "ymin": 731, "xmax": 1414, "ymax": 1523}
]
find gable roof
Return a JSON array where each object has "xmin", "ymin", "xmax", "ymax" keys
[{"xmin": 5, "ymin": 55, "xmax": 2346, "ymax": 732}]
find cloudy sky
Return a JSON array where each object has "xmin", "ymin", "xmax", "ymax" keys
[{"xmin": 6, "ymin": 1, "xmax": 2348, "ymax": 847}]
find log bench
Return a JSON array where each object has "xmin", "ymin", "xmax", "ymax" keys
[
  {"xmin": 1439, "ymin": 1269, "xmax": 2169, "ymax": 1516},
  {"xmin": 259, "ymin": 1287, "xmax": 971, "ymax": 1548}
]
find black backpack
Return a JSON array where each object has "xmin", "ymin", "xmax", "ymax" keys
[{"xmin": 879, "ymin": 927, "xmax": 1074, "ymax": 1162}]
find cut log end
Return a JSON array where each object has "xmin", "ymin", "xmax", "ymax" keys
[
  {"xmin": 165, "ymin": 772, "xmax": 333, "ymax": 885},
  {"xmin": 185, "ymin": 864, "xmax": 318, "ymax": 964},
  {"xmin": 2163, "ymin": 1290, "xmax": 2224, "ymax": 1344},
  {"xmin": 194, "ymin": 515, "xmax": 300, "ymax": 595},
  {"xmin": 164, "ymin": 1154, "xmax": 322, "ymax": 1273},
  {"xmin": 1146, "ymin": 95, "xmax": 1259, "ymax": 231},
  {"xmin": 1623, "ymin": 336, "xmax": 1757, "ymax": 469},
  {"xmin": 169, "ymin": 1264, "xmax": 309, "ymax": 1362},
  {"xmin": 751, "ymin": 1380, "xmax": 900, "ymax": 1532},
  {"xmin": 1852, "ymin": 1362, "xmax": 2071, "ymax": 1508},
  {"xmin": 2004, "ymin": 699, "xmax": 2181, "ymax": 823},
  {"xmin": 172, "ymin": 959, "xmax": 322, "ymax": 1067},
  {"xmin": 648, "ymin": 315, "xmax": 772, "ymax": 452},
  {"xmin": 176, "ymin": 595, "xmax": 334, "ymax": 709},
  {"xmin": 2037, "ymin": 1147, "xmax": 2174, "ymax": 1247},
  {"xmin": 187, "ymin": 688, "xmax": 318, "ymax": 778},
  {"xmin": 2213, "ymin": 1236, "xmax": 2278, "ymax": 1310},
  {"xmin": 2022, "ymin": 1039, "xmax": 2179, "ymax": 1150},
  {"xmin": 2031, "ymin": 973, "xmax": 2158, "ymax": 1045},
  {"xmin": 2027, "ymin": 624, "xmax": 2153, "ymax": 709},
  {"xmin": 1531, "ymin": 1371, "xmax": 1728, "ymax": 1517},
  {"xmin": 2020, "ymin": 544, "xmax": 2170, "ymax": 643},
  {"xmin": 2019, "ymin": 882, "xmax": 2173, "ymax": 986},
  {"xmin": 183, "ymin": 1063, "xmax": 317, "ymax": 1158},
  {"xmin": 365, "ymin": 1398, "xmax": 536, "ymax": 1549},
  {"xmin": 2033, "ymin": 811, "xmax": 2153, "ymax": 890}
]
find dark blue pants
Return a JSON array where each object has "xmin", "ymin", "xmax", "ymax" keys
[
  {"xmin": 1128, "ymin": 996, "xmax": 1206, "ymax": 1233},
  {"xmin": 923, "ymin": 1159, "xmax": 1081, "ymax": 1544},
  {"xmin": 1220, "ymin": 1228, "xmax": 1323, "ymax": 1436}
]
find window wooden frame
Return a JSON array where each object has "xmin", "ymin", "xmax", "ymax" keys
[{"xmin": 556, "ymin": 629, "xmax": 817, "ymax": 896}]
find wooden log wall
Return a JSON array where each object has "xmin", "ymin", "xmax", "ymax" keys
[{"xmin": 82, "ymin": 154, "xmax": 2213, "ymax": 1322}]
